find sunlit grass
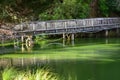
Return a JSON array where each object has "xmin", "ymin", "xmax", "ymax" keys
[
  {"xmin": 2, "ymin": 68, "xmax": 17, "ymax": 80},
  {"xmin": 2, "ymin": 67, "xmax": 60, "ymax": 80},
  {"xmin": 0, "ymin": 42, "xmax": 14, "ymax": 46},
  {"xmin": 0, "ymin": 43, "xmax": 119, "ymax": 62}
]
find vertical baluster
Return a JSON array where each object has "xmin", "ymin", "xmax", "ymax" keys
[
  {"xmin": 91, "ymin": 19, "xmax": 93, "ymax": 26},
  {"xmin": 108, "ymin": 19, "xmax": 110, "ymax": 24},
  {"xmin": 83, "ymin": 19, "xmax": 86, "ymax": 27},
  {"xmin": 33, "ymin": 23, "xmax": 35, "ymax": 30}
]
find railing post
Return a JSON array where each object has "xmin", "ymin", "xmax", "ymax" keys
[
  {"xmin": 91, "ymin": 19, "xmax": 93, "ymax": 26},
  {"xmin": 33, "ymin": 23, "xmax": 35, "ymax": 30},
  {"xmin": 83, "ymin": 20, "xmax": 85, "ymax": 27}
]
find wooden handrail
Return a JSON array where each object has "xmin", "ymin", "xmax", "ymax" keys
[{"xmin": 13, "ymin": 17, "xmax": 120, "ymax": 34}]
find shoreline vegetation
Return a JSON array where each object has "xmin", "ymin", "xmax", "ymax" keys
[
  {"xmin": 0, "ymin": 0, "xmax": 120, "ymax": 80},
  {"xmin": 1, "ymin": 66, "xmax": 76, "ymax": 80},
  {"xmin": 0, "ymin": 28, "xmax": 120, "ymax": 47},
  {"xmin": 2, "ymin": 67, "xmax": 60, "ymax": 80}
]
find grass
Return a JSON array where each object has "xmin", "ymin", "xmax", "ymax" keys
[
  {"xmin": 0, "ymin": 43, "xmax": 120, "ymax": 62},
  {"xmin": 2, "ymin": 67, "xmax": 60, "ymax": 80},
  {"xmin": 0, "ymin": 42, "xmax": 14, "ymax": 46}
]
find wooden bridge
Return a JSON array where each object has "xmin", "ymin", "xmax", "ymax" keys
[
  {"xmin": 0, "ymin": 17, "xmax": 120, "ymax": 47},
  {"xmin": 14, "ymin": 17, "xmax": 120, "ymax": 35},
  {"xmin": 13, "ymin": 17, "xmax": 120, "ymax": 43}
]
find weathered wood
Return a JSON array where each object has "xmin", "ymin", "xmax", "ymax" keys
[
  {"xmin": 105, "ymin": 30, "xmax": 109, "ymax": 37},
  {"xmin": 63, "ymin": 33, "xmax": 65, "ymax": 40},
  {"xmin": 21, "ymin": 35, "xmax": 24, "ymax": 43},
  {"xmin": 71, "ymin": 33, "xmax": 74, "ymax": 41},
  {"xmin": 13, "ymin": 17, "xmax": 120, "ymax": 35}
]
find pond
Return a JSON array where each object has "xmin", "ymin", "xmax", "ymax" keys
[{"xmin": 0, "ymin": 38, "xmax": 120, "ymax": 80}]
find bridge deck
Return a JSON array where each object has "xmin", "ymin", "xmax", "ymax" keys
[{"xmin": 14, "ymin": 17, "xmax": 120, "ymax": 35}]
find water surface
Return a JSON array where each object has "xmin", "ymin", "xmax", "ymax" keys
[{"xmin": 0, "ymin": 38, "xmax": 120, "ymax": 80}]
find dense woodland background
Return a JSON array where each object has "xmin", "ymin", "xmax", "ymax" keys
[{"xmin": 0, "ymin": 0, "xmax": 120, "ymax": 24}]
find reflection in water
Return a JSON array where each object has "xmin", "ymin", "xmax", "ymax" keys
[
  {"xmin": 62, "ymin": 39, "xmax": 75, "ymax": 47},
  {"xmin": 63, "ymin": 39, "xmax": 65, "ymax": 47},
  {"xmin": 14, "ymin": 38, "xmax": 19, "ymax": 49},
  {"xmin": 1, "ymin": 58, "xmax": 120, "ymax": 80},
  {"xmin": 41, "ymin": 43, "xmax": 64, "ymax": 49},
  {"xmin": 105, "ymin": 38, "xmax": 108, "ymax": 44},
  {"xmin": 21, "ymin": 44, "xmax": 25, "ymax": 52},
  {"xmin": 0, "ymin": 58, "xmax": 49, "ymax": 68},
  {"xmin": 0, "ymin": 38, "xmax": 120, "ymax": 80},
  {"xmin": 72, "ymin": 40, "xmax": 75, "ymax": 46},
  {"xmin": 21, "ymin": 43, "xmax": 33, "ymax": 52}
]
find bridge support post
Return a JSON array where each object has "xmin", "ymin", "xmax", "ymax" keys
[
  {"xmin": 21, "ymin": 35, "xmax": 24, "ymax": 43},
  {"xmin": 105, "ymin": 30, "xmax": 108, "ymax": 37},
  {"xmin": 63, "ymin": 33, "xmax": 65, "ymax": 40},
  {"xmin": 62, "ymin": 33, "xmax": 75, "ymax": 46},
  {"xmin": 71, "ymin": 33, "xmax": 74, "ymax": 41},
  {"xmin": 21, "ymin": 43, "xmax": 25, "ymax": 52},
  {"xmin": 14, "ymin": 38, "xmax": 19, "ymax": 49},
  {"xmin": 71, "ymin": 40, "xmax": 75, "ymax": 46},
  {"xmin": 21, "ymin": 34, "xmax": 33, "ymax": 52},
  {"xmin": 63, "ymin": 39, "xmax": 65, "ymax": 46},
  {"xmin": 63, "ymin": 33, "xmax": 66, "ymax": 46},
  {"xmin": 25, "ymin": 35, "xmax": 33, "ymax": 47}
]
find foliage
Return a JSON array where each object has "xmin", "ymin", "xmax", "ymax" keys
[
  {"xmin": 107, "ymin": 0, "xmax": 120, "ymax": 12},
  {"xmin": 2, "ymin": 67, "xmax": 60, "ymax": 80},
  {"xmin": 39, "ymin": 0, "xmax": 90, "ymax": 20},
  {"xmin": 0, "ymin": 0, "xmax": 53, "ymax": 23},
  {"xmin": 98, "ymin": 0, "xmax": 109, "ymax": 17},
  {"xmin": 35, "ymin": 34, "xmax": 47, "ymax": 47},
  {"xmin": 2, "ymin": 68, "xmax": 17, "ymax": 80},
  {"xmin": 0, "ymin": 0, "xmax": 119, "ymax": 23}
]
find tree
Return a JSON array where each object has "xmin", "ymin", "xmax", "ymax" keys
[
  {"xmin": 39, "ymin": 0, "xmax": 91, "ymax": 20},
  {"xmin": 98, "ymin": 0, "xmax": 109, "ymax": 17},
  {"xmin": 108, "ymin": 0, "xmax": 120, "ymax": 11}
]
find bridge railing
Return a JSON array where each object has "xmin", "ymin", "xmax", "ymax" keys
[{"xmin": 14, "ymin": 18, "xmax": 120, "ymax": 32}]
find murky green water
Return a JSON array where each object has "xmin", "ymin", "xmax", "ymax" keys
[{"xmin": 0, "ymin": 38, "xmax": 120, "ymax": 80}]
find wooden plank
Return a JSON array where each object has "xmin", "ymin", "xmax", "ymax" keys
[{"xmin": 13, "ymin": 18, "xmax": 120, "ymax": 35}]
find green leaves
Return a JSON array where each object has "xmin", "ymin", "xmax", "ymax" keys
[
  {"xmin": 0, "ymin": 0, "xmax": 119, "ymax": 23},
  {"xmin": 107, "ymin": 0, "xmax": 120, "ymax": 12},
  {"xmin": 39, "ymin": 0, "xmax": 90, "ymax": 20},
  {"xmin": 98, "ymin": 0, "xmax": 109, "ymax": 17}
]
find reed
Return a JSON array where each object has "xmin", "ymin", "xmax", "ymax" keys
[{"xmin": 2, "ymin": 67, "xmax": 60, "ymax": 80}]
